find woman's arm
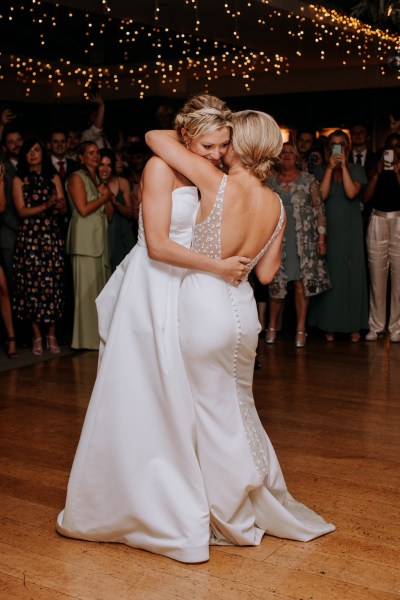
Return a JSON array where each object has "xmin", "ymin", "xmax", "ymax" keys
[
  {"xmin": 142, "ymin": 157, "xmax": 249, "ymax": 283},
  {"xmin": 0, "ymin": 164, "xmax": 6, "ymax": 213},
  {"xmin": 145, "ymin": 129, "xmax": 220, "ymax": 196},
  {"xmin": 309, "ymin": 177, "xmax": 327, "ymax": 255},
  {"xmin": 341, "ymin": 162, "xmax": 362, "ymax": 199},
  {"xmin": 112, "ymin": 177, "xmax": 135, "ymax": 219},
  {"xmin": 13, "ymin": 177, "xmax": 56, "ymax": 218},
  {"xmin": 52, "ymin": 175, "xmax": 67, "ymax": 215},
  {"xmin": 319, "ymin": 163, "xmax": 333, "ymax": 200},
  {"xmin": 363, "ymin": 159, "xmax": 383, "ymax": 203},
  {"xmin": 68, "ymin": 173, "xmax": 112, "ymax": 217},
  {"xmin": 254, "ymin": 215, "xmax": 286, "ymax": 284}
]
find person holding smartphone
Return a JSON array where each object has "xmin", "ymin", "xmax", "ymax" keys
[
  {"xmin": 308, "ymin": 129, "xmax": 368, "ymax": 342},
  {"xmin": 363, "ymin": 132, "xmax": 400, "ymax": 342}
]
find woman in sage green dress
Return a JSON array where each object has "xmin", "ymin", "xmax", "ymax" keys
[
  {"xmin": 66, "ymin": 141, "xmax": 112, "ymax": 350},
  {"xmin": 308, "ymin": 130, "xmax": 368, "ymax": 342}
]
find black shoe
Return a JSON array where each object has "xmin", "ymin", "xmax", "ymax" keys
[{"xmin": 254, "ymin": 358, "xmax": 261, "ymax": 370}]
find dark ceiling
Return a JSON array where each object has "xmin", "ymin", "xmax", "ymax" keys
[{"xmin": 0, "ymin": 0, "xmax": 399, "ymax": 101}]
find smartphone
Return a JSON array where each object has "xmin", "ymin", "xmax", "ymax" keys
[
  {"xmin": 384, "ymin": 149, "xmax": 394, "ymax": 170},
  {"xmin": 332, "ymin": 144, "xmax": 342, "ymax": 155}
]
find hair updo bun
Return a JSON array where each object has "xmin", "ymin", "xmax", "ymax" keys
[
  {"xmin": 231, "ymin": 110, "xmax": 283, "ymax": 181},
  {"xmin": 174, "ymin": 94, "xmax": 232, "ymax": 140}
]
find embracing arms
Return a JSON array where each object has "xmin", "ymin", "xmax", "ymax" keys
[{"xmin": 141, "ymin": 157, "xmax": 249, "ymax": 284}]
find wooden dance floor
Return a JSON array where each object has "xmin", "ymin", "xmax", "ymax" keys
[{"xmin": 0, "ymin": 332, "xmax": 399, "ymax": 599}]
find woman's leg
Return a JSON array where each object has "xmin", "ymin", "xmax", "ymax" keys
[
  {"xmin": 367, "ymin": 214, "xmax": 389, "ymax": 336},
  {"xmin": 32, "ymin": 320, "xmax": 43, "ymax": 355},
  {"xmin": 266, "ymin": 297, "xmax": 284, "ymax": 343},
  {"xmin": 0, "ymin": 267, "xmax": 18, "ymax": 356},
  {"xmin": 47, "ymin": 322, "xmax": 61, "ymax": 353},
  {"xmin": 387, "ymin": 216, "xmax": 400, "ymax": 341},
  {"xmin": 294, "ymin": 280, "xmax": 309, "ymax": 346}
]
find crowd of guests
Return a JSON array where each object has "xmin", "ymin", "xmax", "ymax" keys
[
  {"xmin": 257, "ymin": 114, "xmax": 400, "ymax": 348},
  {"xmin": 0, "ymin": 97, "xmax": 151, "ymax": 355},
  {"xmin": 0, "ymin": 98, "xmax": 399, "ymax": 358}
]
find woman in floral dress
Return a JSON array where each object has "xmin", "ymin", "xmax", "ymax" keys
[
  {"xmin": 12, "ymin": 137, "xmax": 66, "ymax": 355},
  {"xmin": 265, "ymin": 142, "xmax": 330, "ymax": 347}
]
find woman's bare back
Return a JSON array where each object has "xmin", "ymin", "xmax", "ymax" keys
[{"xmin": 219, "ymin": 175, "xmax": 282, "ymax": 261}]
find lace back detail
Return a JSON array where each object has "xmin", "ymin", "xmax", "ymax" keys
[{"xmin": 191, "ymin": 174, "xmax": 227, "ymax": 259}]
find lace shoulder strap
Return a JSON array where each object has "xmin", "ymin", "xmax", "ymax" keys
[
  {"xmin": 192, "ymin": 174, "xmax": 227, "ymax": 259},
  {"xmin": 247, "ymin": 195, "xmax": 285, "ymax": 270}
]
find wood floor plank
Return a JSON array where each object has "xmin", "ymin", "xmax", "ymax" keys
[
  {"xmin": 266, "ymin": 544, "xmax": 400, "ymax": 595},
  {"xmin": 0, "ymin": 520, "xmax": 293, "ymax": 600},
  {"xmin": 0, "ymin": 337, "xmax": 399, "ymax": 599},
  {"xmin": 0, "ymin": 573, "xmax": 77, "ymax": 600}
]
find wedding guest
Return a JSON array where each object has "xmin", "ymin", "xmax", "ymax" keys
[
  {"xmin": 12, "ymin": 137, "xmax": 66, "ymax": 355},
  {"xmin": 266, "ymin": 142, "xmax": 330, "ymax": 347},
  {"xmin": 66, "ymin": 141, "xmax": 112, "ymax": 350},
  {"xmin": 308, "ymin": 130, "xmax": 368, "ymax": 342},
  {"xmin": 363, "ymin": 133, "xmax": 400, "ymax": 342},
  {"xmin": 97, "ymin": 148, "xmax": 135, "ymax": 272}
]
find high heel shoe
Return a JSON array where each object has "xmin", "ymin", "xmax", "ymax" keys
[
  {"xmin": 295, "ymin": 331, "xmax": 307, "ymax": 348},
  {"xmin": 46, "ymin": 335, "xmax": 60, "ymax": 354},
  {"xmin": 32, "ymin": 336, "xmax": 43, "ymax": 356},
  {"xmin": 6, "ymin": 336, "xmax": 19, "ymax": 359},
  {"xmin": 324, "ymin": 332, "xmax": 335, "ymax": 342},
  {"xmin": 350, "ymin": 332, "xmax": 361, "ymax": 343},
  {"xmin": 265, "ymin": 328, "xmax": 277, "ymax": 344}
]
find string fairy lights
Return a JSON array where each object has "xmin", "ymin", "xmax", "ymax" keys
[{"xmin": 0, "ymin": 0, "xmax": 399, "ymax": 100}]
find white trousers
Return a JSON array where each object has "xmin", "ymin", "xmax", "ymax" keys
[{"xmin": 367, "ymin": 209, "xmax": 400, "ymax": 334}]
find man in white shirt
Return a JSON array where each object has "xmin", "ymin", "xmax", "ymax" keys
[{"xmin": 80, "ymin": 93, "xmax": 111, "ymax": 150}]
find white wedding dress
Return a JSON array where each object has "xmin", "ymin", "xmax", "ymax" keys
[
  {"xmin": 178, "ymin": 174, "xmax": 335, "ymax": 546},
  {"xmin": 57, "ymin": 177, "xmax": 334, "ymax": 565},
  {"xmin": 57, "ymin": 186, "xmax": 211, "ymax": 563}
]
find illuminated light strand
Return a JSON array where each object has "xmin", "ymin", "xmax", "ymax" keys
[{"xmin": 2, "ymin": 0, "xmax": 400, "ymax": 98}]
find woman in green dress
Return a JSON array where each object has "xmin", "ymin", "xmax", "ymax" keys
[
  {"xmin": 98, "ymin": 148, "xmax": 135, "ymax": 272},
  {"xmin": 308, "ymin": 130, "xmax": 368, "ymax": 342},
  {"xmin": 66, "ymin": 141, "xmax": 112, "ymax": 350}
]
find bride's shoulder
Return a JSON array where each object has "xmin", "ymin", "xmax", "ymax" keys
[{"xmin": 142, "ymin": 156, "xmax": 175, "ymax": 182}]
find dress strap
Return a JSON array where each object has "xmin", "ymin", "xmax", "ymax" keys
[{"xmin": 247, "ymin": 195, "xmax": 285, "ymax": 270}]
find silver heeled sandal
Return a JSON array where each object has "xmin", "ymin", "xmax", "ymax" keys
[
  {"xmin": 295, "ymin": 331, "xmax": 307, "ymax": 348},
  {"xmin": 265, "ymin": 328, "xmax": 277, "ymax": 344}
]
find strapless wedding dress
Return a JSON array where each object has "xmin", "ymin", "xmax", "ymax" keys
[{"xmin": 57, "ymin": 186, "xmax": 211, "ymax": 563}]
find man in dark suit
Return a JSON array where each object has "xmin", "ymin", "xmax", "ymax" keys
[
  {"xmin": 48, "ymin": 129, "xmax": 78, "ymax": 184},
  {"xmin": 348, "ymin": 122, "xmax": 376, "ymax": 176},
  {"xmin": 349, "ymin": 122, "xmax": 377, "ymax": 233},
  {"xmin": 0, "ymin": 126, "xmax": 23, "ymax": 288}
]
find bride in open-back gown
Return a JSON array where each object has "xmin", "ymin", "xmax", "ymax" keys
[
  {"xmin": 146, "ymin": 110, "xmax": 335, "ymax": 550},
  {"xmin": 57, "ymin": 96, "xmax": 250, "ymax": 564}
]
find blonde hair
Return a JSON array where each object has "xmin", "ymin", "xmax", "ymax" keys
[
  {"xmin": 174, "ymin": 94, "xmax": 232, "ymax": 139},
  {"xmin": 231, "ymin": 110, "xmax": 283, "ymax": 181}
]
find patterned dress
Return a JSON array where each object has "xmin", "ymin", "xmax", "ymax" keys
[
  {"xmin": 13, "ymin": 172, "xmax": 65, "ymax": 323},
  {"xmin": 266, "ymin": 171, "xmax": 331, "ymax": 299}
]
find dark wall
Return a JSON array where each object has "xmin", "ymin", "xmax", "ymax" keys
[{"xmin": 1, "ymin": 85, "xmax": 398, "ymax": 150}]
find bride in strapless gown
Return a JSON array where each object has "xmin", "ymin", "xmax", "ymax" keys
[{"xmin": 57, "ymin": 96, "xmax": 248, "ymax": 563}]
